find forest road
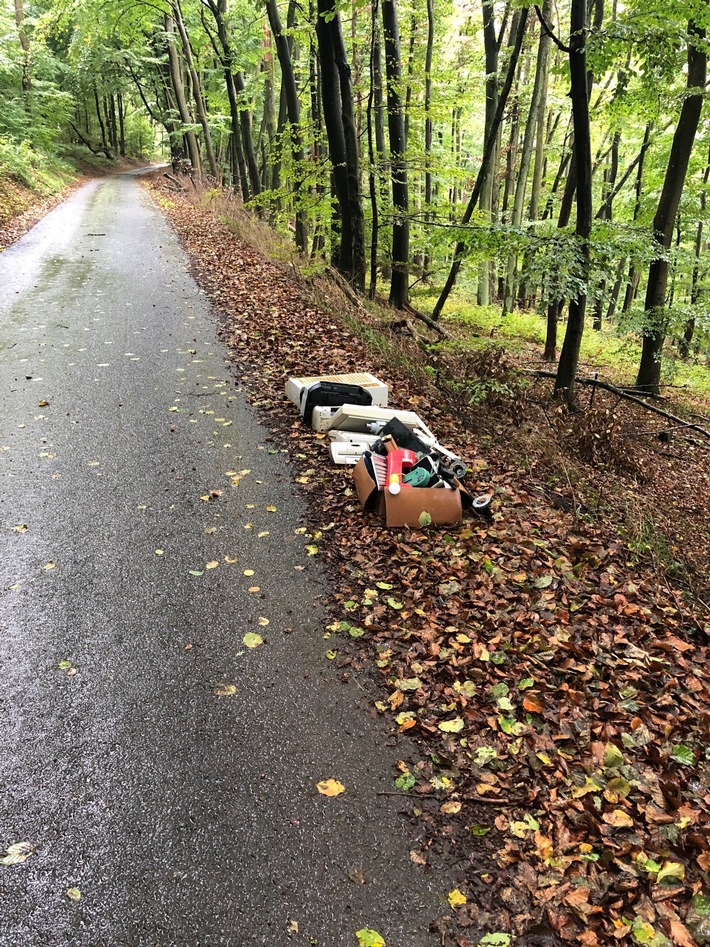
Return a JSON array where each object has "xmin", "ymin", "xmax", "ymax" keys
[{"xmin": 0, "ymin": 172, "xmax": 451, "ymax": 947}]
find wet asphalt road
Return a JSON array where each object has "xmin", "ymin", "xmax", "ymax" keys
[{"xmin": 0, "ymin": 174, "xmax": 451, "ymax": 946}]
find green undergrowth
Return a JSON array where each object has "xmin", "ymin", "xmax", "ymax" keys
[{"xmin": 413, "ymin": 287, "xmax": 710, "ymax": 400}]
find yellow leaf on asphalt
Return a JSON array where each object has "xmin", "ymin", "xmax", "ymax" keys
[
  {"xmin": 66, "ymin": 888, "xmax": 81, "ymax": 901},
  {"xmin": 355, "ymin": 930, "xmax": 385, "ymax": 947},
  {"xmin": 44, "ymin": 562, "xmax": 56, "ymax": 570},
  {"xmin": 244, "ymin": 569, "xmax": 255, "ymax": 576},
  {"xmin": 317, "ymin": 779, "xmax": 345, "ymax": 797},
  {"xmin": 243, "ymin": 633, "xmax": 264, "ymax": 649},
  {"xmin": 258, "ymin": 617, "xmax": 269, "ymax": 626},
  {"xmin": 266, "ymin": 505, "xmax": 277, "ymax": 512},
  {"xmin": 248, "ymin": 586, "xmax": 260, "ymax": 593},
  {"xmin": 214, "ymin": 684, "xmax": 237, "ymax": 697},
  {"xmin": 206, "ymin": 561, "xmax": 219, "ymax": 569}
]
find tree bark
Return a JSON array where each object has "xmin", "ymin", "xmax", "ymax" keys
[
  {"xmin": 422, "ymin": 0, "xmax": 434, "ymax": 279},
  {"xmin": 636, "ymin": 21, "xmax": 706, "ymax": 394},
  {"xmin": 478, "ymin": 0, "xmax": 501, "ymax": 306},
  {"xmin": 554, "ymin": 0, "xmax": 593, "ymax": 404},
  {"xmin": 172, "ymin": 0, "xmax": 219, "ymax": 179},
  {"xmin": 266, "ymin": 0, "xmax": 308, "ymax": 251},
  {"xmin": 13, "ymin": 0, "xmax": 31, "ymax": 95},
  {"xmin": 382, "ymin": 0, "xmax": 410, "ymax": 308},
  {"xmin": 164, "ymin": 13, "xmax": 202, "ymax": 174},
  {"xmin": 503, "ymin": 6, "xmax": 548, "ymax": 314}
]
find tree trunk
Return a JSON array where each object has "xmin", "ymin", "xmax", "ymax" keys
[
  {"xmin": 94, "ymin": 85, "xmax": 110, "ymax": 153},
  {"xmin": 422, "ymin": 0, "xmax": 434, "ymax": 279},
  {"xmin": 528, "ymin": 0, "xmax": 551, "ymax": 222},
  {"xmin": 432, "ymin": 8, "xmax": 528, "ymax": 321},
  {"xmin": 503, "ymin": 7, "xmax": 547, "ymax": 315},
  {"xmin": 478, "ymin": 0, "xmax": 501, "ymax": 306},
  {"xmin": 13, "ymin": 0, "xmax": 31, "ymax": 95},
  {"xmin": 316, "ymin": 0, "xmax": 365, "ymax": 290},
  {"xmin": 164, "ymin": 13, "xmax": 201, "ymax": 174},
  {"xmin": 681, "ymin": 142, "xmax": 710, "ymax": 357},
  {"xmin": 266, "ymin": 0, "xmax": 308, "ymax": 251},
  {"xmin": 173, "ymin": 0, "xmax": 219, "ymax": 179},
  {"xmin": 622, "ymin": 121, "xmax": 652, "ymax": 312},
  {"xmin": 554, "ymin": 0, "xmax": 593, "ymax": 404},
  {"xmin": 592, "ymin": 129, "xmax": 619, "ymax": 330},
  {"xmin": 382, "ymin": 0, "xmax": 409, "ymax": 308},
  {"xmin": 636, "ymin": 21, "xmax": 706, "ymax": 394}
]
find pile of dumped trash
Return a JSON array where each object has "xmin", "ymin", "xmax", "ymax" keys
[{"xmin": 286, "ymin": 373, "xmax": 491, "ymax": 528}]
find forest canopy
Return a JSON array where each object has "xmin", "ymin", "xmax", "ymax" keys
[{"xmin": 2, "ymin": 0, "xmax": 710, "ymax": 400}]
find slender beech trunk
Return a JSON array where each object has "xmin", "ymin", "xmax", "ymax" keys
[
  {"xmin": 368, "ymin": 0, "xmax": 381, "ymax": 297},
  {"xmin": 636, "ymin": 21, "xmax": 706, "ymax": 394},
  {"xmin": 403, "ymin": 15, "xmax": 416, "ymax": 150},
  {"xmin": 478, "ymin": 0, "xmax": 501, "ymax": 305},
  {"xmin": 203, "ymin": 1, "xmax": 250, "ymax": 197},
  {"xmin": 316, "ymin": 0, "xmax": 365, "ymax": 290},
  {"xmin": 592, "ymin": 130, "xmax": 619, "ymax": 330},
  {"xmin": 681, "ymin": 143, "xmax": 710, "ymax": 357},
  {"xmin": 432, "ymin": 8, "xmax": 528, "ymax": 321},
  {"xmin": 504, "ymin": 8, "xmax": 547, "ymax": 315},
  {"xmin": 117, "ymin": 92, "xmax": 126, "ymax": 156},
  {"xmin": 266, "ymin": 0, "xmax": 308, "ymax": 251},
  {"xmin": 554, "ymin": 0, "xmax": 592, "ymax": 404},
  {"xmin": 165, "ymin": 13, "xmax": 201, "ymax": 174},
  {"xmin": 382, "ymin": 0, "xmax": 409, "ymax": 307},
  {"xmin": 422, "ymin": 0, "xmax": 434, "ymax": 279},
  {"xmin": 621, "ymin": 121, "xmax": 652, "ymax": 311},
  {"xmin": 173, "ymin": 0, "xmax": 219, "ymax": 178},
  {"xmin": 528, "ymin": 0, "xmax": 551, "ymax": 222},
  {"xmin": 13, "ymin": 0, "xmax": 31, "ymax": 96},
  {"xmin": 94, "ymin": 86, "xmax": 109, "ymax": 152}
]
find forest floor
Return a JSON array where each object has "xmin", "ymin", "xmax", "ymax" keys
[{"xmin": 6, "ymin": 172, "xmax": 710, "ymax": 946}]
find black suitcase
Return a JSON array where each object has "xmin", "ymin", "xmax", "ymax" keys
[{"xmin": 300, "ymin": 381, "xmax": 372, "ymax": 425}]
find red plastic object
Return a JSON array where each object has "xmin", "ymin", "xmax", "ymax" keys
[{"xmin": 386, "ymin": 449, "xmax": 417, "ymax": 495}]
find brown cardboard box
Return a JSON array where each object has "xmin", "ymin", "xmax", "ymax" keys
[
  {"xmin": 353, "ymin": 456, "xmax": 464, "ymax": 527},
  {"xmin": 384, "ymin": 486, "xmax": 462, "ymax": 528},
  {"xmin": 352, "ymin": 455, "xmax": 386, "ymax": 515}
]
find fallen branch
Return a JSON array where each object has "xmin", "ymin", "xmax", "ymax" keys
[
  {"xmin": 325, "ymin": 266, "xmax": 366, "ymax": 311},
  {"xmin": 400, "ymin": 302, "xmax": 450, "ymax": 338},
  {"xmin": 525, "ymin": 369, "xmax": 710, "ymax": 440}
]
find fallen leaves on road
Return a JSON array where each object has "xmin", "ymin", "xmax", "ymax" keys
[
  {"xmin": 214, "ymin": 684, "xmax": 237, "ymax": 697},
  {"xmin": 317, "ymin": 779, "xmax": 345, "ymax": 797},
  {"xmin": 1, "ymin": 842, "xmax": 34, "ymax": 865},
  {"xmin": 242, "ymin": 632, "xmax": 264, "ymax": 649}
]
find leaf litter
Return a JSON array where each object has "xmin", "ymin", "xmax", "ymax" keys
[{"xmin": 151, "ymin": 178, "xmax": 710, "ymax": 947}]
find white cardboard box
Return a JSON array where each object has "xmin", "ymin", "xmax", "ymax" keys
[{"xmin": 285, "ymin": 373, "xmax": 389, "ymax": 409}]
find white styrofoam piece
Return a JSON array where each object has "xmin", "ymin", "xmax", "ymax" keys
[
  {"xmin": 328, "ymin": 404, "xmax": 426, "ymax": 434},
  {"xmin": 285, "ymin": 373, "xmax": 388, "ymax": 408}
]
